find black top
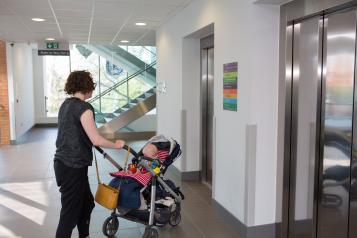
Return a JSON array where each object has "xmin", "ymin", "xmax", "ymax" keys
[{"xmin": 54, "ymin": 97, "xmax": 94, "ymax": 168}]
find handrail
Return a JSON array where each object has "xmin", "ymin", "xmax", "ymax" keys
[
  {"xmin": 142, "ymin": 46, "xmax": 156, "ymax": 56},
  {"xmin": 119, "ymin": 45, "xmax": 156, "ymax": 58},
  {"xmin": 88, "ymin": 61, "xmax": 156, "ymax": 103}
]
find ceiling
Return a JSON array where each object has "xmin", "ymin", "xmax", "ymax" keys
[
  {"xmin": 0, "ymin": 0, "xmax": 194, "ymax": 46},
  {"xmin": 254, "ymin": 0, "xmax": 293, "ymax": 5}
]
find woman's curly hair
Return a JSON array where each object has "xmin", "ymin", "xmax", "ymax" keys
[{"xmin": 64, "ymin": 70, "xmax": 95, "ymax": 95}]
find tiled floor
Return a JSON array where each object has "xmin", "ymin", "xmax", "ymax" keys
[{"xmin": 0, "ymin": 128, "xmax": 240, "ymax": 238}]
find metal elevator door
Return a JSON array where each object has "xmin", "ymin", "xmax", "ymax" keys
[
  {"xmin": 286, "ymin": 7, "xmax": 357, "ymax": 238},
  {"xmin": 201, "ymin": 47, "xmax": 214, "ymax": 186}
]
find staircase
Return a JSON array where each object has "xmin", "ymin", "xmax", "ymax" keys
[
  {"xmin": 84, "ymin": 47, "xmax": 157, "ymax": 140},
  {"xmin": 96, "ymin": 88, "xmax": 156, "ymax": 140},
  {"xmin": 85, "ymin": 44, "xmax": 156, "ymax": 86},
  {"xmin": 103, "ymin": 45, "xmax": 156, "ymax": 78}
]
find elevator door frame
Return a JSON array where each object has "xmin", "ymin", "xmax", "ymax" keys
[
  {"xmin": 282, "ymin": 5, "xmax": 357, "ymax": 238},
  {"xmin": 201, "ymin": 35, "xmax": 214, "ymax": 186}
]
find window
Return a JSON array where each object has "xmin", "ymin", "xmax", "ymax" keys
[
  {"xmin": 44, "ymin": 55, "xmax": 70, "ymax": 117},
  {"xmin": 43, "ymin": 44, "xmax": 156, "ymax": 117}
]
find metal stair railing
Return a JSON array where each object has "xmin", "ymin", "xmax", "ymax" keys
[
  {"xmin": 88, "ymin": 61, "xmax": 156, "ymax": 104},
  {"xmin": 101, "ymin": 45, "xmax": 156, "ymax": 78}
]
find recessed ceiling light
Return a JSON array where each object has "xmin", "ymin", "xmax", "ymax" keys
[
  {"xmin": 32, "ymin": 18, "xmax": 45, "ymax": 22},
  {"xmin": 46, "ymin": 38, "xmax": 55, "ymax": 41},
  {"xmin": 120, "ymin": 40, "xmax": 130, "ymax": 43},
  {"xmin": 135, "ymin": 22, "xmax": 147, "ymax": 26}
]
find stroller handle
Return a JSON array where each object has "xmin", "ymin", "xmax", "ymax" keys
[
  {"xmin": 93, "ymin": 145, "xmax": 138, "ymax": 171},
  {"xmin": 122, "ymin": 145, "xmax": 139, "ymax": 158},
  {"xmin": 94, "ymin": 146, "xmax": 123, "ymax": 171},
  {"xmin": 94, "ymin": 145, "xmax": 138, "ymax": 158}
]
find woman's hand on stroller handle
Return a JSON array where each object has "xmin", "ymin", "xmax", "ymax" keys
[{"xmin": 114, "ymin": 140, "xmax": 125, "ymax": 149}]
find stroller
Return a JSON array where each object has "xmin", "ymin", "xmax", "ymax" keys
[{"xmin": 94, "ymin": 135, "xmax": 185, "ymax": 238}]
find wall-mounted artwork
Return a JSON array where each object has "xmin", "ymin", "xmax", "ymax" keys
[{"xmin": 223, "ymin": 62, "xmax": 238, "ymax": 111}]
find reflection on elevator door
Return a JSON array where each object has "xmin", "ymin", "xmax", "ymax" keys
[
  {"xmin": 285, "ymin": 7, "xmax": 357, "ymax": 238},
  {"xmin": 201, "ymin": 47, "xmax": 214, "ymax": 186}
]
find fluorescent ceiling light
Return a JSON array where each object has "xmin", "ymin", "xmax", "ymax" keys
[
  {"xmin": 135, "ymin": 22, "xmax": 147, "ymax": 26},
  {"xmin": 46, "ymin": 38, "xmax": 55, "ymax": 41},
  {"xmin": 120, "ymin": 40, "xmax": 130, "ymax": 43},
  {"xmin": 32, "ymin": 18, "xmax": 45, "ymax": 22}
]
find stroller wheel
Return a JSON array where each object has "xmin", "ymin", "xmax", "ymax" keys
[
  {"xmin": 102, "ymin": 216, "xmax": 119, "ymax": 237},
  {"xmin": 169, "ymin": 211, "xmax": 181, "ymax": 226},
  {"xmin": 142, "ymin": 226, "xmax": 159, "ymax": 238}
]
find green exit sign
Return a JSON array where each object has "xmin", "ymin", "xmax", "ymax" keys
[{"xmin": 46, "ymin": 42, "xmax": 59, "ymax": 49}]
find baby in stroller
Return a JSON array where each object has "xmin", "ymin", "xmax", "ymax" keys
[{"xmin": 98, "ymin": 135, "xmax": 184, "ymax": 238}]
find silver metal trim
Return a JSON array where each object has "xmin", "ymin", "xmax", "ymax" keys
[
  {"xmin": 281, "ymin": 23, "xmax": 293, "ymax": 238},
  {"xmin": 312, "ymin": 17, "xmax": 325, "ymax": 238},
  {"xmin": 283, "ymin": 0, "xmax": 356, "ymax": 23},
  {"xmin": 149, "ymin": 180, "xmax": 156, "ymax": 226},
  {"xmin": 349, "ymin": 9, "xmax": 357, "ymax": 238},
  {"xmin": 201, "ymin": 48, "xmax": 208, "ymax": 183},
  {"xmin": 288, "ymin": 21, "xmax": 300, "ymax": 238},
  {"xmin": 201, "ymin": 46, "xmax": 214, "ymax": 186}
]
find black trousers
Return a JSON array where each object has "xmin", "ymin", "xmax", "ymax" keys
[{"xmin": 54, "ymin": 160, "xmax": 95, "ymax": 238}]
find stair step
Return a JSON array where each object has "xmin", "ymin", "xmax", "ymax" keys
[
  {"xmin": 95, "ymin": 118, "xmax": 106, "ymax": 124},
  {"xmin": 104, "ymin": 114, "xmax": 115, "ymax": 118},
  {"xmin": 114, "ymin": 109, "xmax": 122, "ymax": 113},
  {"xmin": 104, "ymin": 117, "xmax": 112, "ymax": 123}
]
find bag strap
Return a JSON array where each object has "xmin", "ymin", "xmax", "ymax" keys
[
  {"xmin": 123, "ymin": 146, "xmax": 130, "ymax": 170},
  {"xmin": 94, "ymin": 148, "xmax": 101, "ymax": 184},
  {"xmin": 94, "ymin": 146, "xmax": 131, "ymax": 184}
]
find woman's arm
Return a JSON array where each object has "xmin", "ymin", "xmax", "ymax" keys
[{"xmin": 80, "ymin": 109, "xmax": 125, "ymax": 149}]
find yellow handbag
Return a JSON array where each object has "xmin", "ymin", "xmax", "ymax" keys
[{"xmin": 93, "ymin": 146, "xmax": 130, "ymax": 210}]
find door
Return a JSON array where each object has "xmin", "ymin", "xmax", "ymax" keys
[
  {"xmin": 317, "ymin": 9, "xmax": 356, "ymax": 238},
  {"xmin": 287, "ymin": 16, "xmax": 322, "ymax": 238},
  {"xmin": 286, "ymin": 7, "xmax": 357, "ymax": 238},
  {"xmin": 201, "ymin": 46, "xmax": 214, "ymax": 186}
]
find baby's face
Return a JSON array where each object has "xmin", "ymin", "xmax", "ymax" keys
[{"xmin": 143, "ymin": 144, "xmax": 158, "ymax": 158}]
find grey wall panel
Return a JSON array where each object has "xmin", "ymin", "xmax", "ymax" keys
[{"xmin": 245, "ymin": 124, "xmax": 257, "ymax": 226}]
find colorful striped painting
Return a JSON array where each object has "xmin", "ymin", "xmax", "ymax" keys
[{"xmin": 223, "ymin": 62, "xmax": 238, "ymax": 111}]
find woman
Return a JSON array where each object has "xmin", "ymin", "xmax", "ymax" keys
[{"xmin": 54, "ymin": 70, "xmax": 125, "ymax": 238}]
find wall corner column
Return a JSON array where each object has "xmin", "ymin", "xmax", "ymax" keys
[{"xmin": 0, "ymin": 40, "xmax": 10, "ymax": 145}]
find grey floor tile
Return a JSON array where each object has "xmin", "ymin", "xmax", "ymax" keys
[{"xmin": 0, "ymin": 128, "xmax": 242, "ymax": 238}]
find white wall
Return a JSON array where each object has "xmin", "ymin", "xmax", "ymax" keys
[
  {"xmin": 125, "ymin": 114, "xmax": 157, "ymax": 131},
  {"xmin": 6, "ymin": 43, "xmax": 35, "ymax": 139},
  {"xmin": 156, "ymin": 0, "xmax": 280, "ymax": 226}
]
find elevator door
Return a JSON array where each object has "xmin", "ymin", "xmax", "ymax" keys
[
  {"xmin": 201, "ymin": 47, "xmax": 214, "ymax": 186},
  {"xmin": 287, "ymin": 8, "xmax": 357, "ymax": 238}
]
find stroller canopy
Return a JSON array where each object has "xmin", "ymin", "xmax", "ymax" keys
[{"xmin": 140, "ymin": 135, "xmax": 182, "ymax": 169}]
